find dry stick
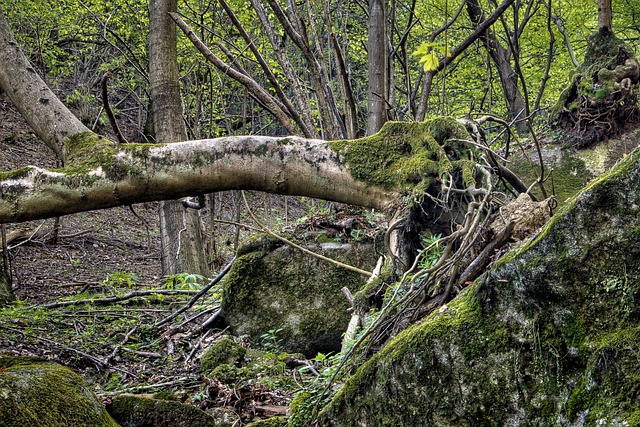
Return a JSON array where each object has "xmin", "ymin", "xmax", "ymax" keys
[
  {"xmin": 458, "ymin": 221, "xmax": 515, "ymax": 286},
  {"xmin": 1, "ymin": 224, "xmax": 8, "ymax": 278},
  {"xmin": 527, "ymin": 120, "xmax": 549, "ymax": 199},
  {"xmin": 104, "ymin": 325, "xmax": 138, "ymax": 365},
  {"xmin": 186, "ymin": 329, "xmax": 212, "ymax": 363},
  {"xmin": 166, "ymin": 305, "xmax": 220, "ymax": 336},
  {"xmin": 154, "ymin": 259, "xmax": 235, "ymax": 327},
  {"xmin": 201, "ymin": 309, "xmax": 222, "ymax": 330},
  {"xmin": 101, "ymin": 71, "xmax": 128, "ymax": 144},
  {"xmin": 41, "ymin": 289, "xmax": 200, "ymax": 309},
  {"xmin": 240, "ymin": 192, "xmax": 372, "ymax": 277}
]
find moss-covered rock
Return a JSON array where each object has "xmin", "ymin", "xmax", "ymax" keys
[
  {"xmin": 106, "ymin": 395, "xmax": 230, "ymax": 427},
  {"xmin": 0, "ymin": 356, "xmax": 120, "ymax": 427},
  {"xmin": 320, "ymin": 137, "xmax": 640, "ymax": 425},
  {"xmin": 222, "ymin": 235, "xmax": 381, "ymax": 356},
  {"xmin": 200, "ymin": 337, "xmax": 246, "ymax": 376},
  {"xmin": 509, "ymin": 127, "xmax": 640, "ymax": 206}
]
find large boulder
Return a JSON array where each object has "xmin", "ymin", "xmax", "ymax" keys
[
  {"xmin": 222, "ymin": 235, "xmax": 380, "ymax": 356},
  {"xmin": 320, "ymin": 141, "xmax": 640, "ymax": 424},
  {"xmin": 509, "ymin": 127, "xmax": 640, "ymax": 206},
  {"xmin": 0, "ymin": 356, "xmax": 119, "ymax": 427}
]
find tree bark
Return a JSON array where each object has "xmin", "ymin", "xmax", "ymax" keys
[
  {"xmin": 0, "ymin": 135, "xmax": 399, "ymax": 224},
  {"xmin": 366, "ymin": 0, "xmax": 388, "ymax": 136},
  {"xmin": 149, "ymin": 0, "xmax": 209, "ymax": 276},
  {"xmin": 0, "ymin": 6, "xmax": 89, "ymax": 161},
  {"xmin": 466, "ymin": 0, "xmax": 527, "ymax": 133},
  {"xmin": 598, "ymin": 0, "xmax": 612, "ymax": 32}
]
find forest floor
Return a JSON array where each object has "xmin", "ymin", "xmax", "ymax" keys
[{"xmin": 0, "ymin": 93, "xmax": 323, "ymax": 424}]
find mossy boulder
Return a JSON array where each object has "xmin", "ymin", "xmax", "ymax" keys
[
  {"xmin": 206, "ymin": 349, "xmax": 298, "ymax": 391},
  {"xmin": 200, "ymin": 337, "xmax": 246, "ymax": 376},
  {"xmin": 509, "ymin": 127, "xmax": 640, "ymax": 206},
  {"xmin": 0, "ymin": 356, "xmax": 119, "ymax": 427},
  {"xmin": 222, "ymin": 235, "xmax": 380, "ymax": 356},
  {"xmin": 320, "ymin": 138, "xmax": 640, "ymax": 425},
  {"xmin": 106, "ymin": 395, "xmax": 230, "ymax": 427}
]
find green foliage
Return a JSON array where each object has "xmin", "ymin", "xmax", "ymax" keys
[
  {"xmin": 413, "ymin": 41, "xmax": 449, "ymax": 71},
  {"xmin": 161, "ymin": 273, "xmax": 207, "ymax": 291},
  {"xmin": 416, "ymin": 233, "xmax": 443, "ymax": 272},
  {"xmin": 260, "ymin": 328, "xmax": 284, "ymax": 353},
  {"xmin": 104, "ymin": 271, "xmax": 139, "ymax": 288}
]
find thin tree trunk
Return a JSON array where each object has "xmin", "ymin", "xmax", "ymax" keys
[
  {"xmin": 149, "ymin": 0, "xmax": 209, "ymax": 277},
  {"xmin": 466, "ymin": 0, "xmax": 527, "ymax": 133},
  {"xmin": 598, "ymin": 0, "xmax": 612, "ymax": 32},
  {"xmin": 367, "ymin": 0, "xmax": 388, "ymax": 135}
]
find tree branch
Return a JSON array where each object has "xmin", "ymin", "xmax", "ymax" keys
[{"xmin": 168, "ymin": 12, "xmax": 300, "ymax": 136}]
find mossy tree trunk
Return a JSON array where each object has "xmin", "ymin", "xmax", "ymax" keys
[{"xmin": 550, "ymin": 3, "xmax": 639, "ymax": 148}]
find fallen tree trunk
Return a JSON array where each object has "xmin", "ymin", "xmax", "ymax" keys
[{"xmin": 0, "ymin": 133, "xmax": 400, "ymax": 223}]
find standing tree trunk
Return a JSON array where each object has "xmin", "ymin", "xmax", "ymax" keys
[
  {"xmin": 466, "ymin": 0, "xmax": 527, "ymax": 134},
  {"xmin": 149, "ymin": 0, "xmax": 209, "ymax": 277},
  {"xmin": 366, "ymin": 0, "xmax": 388, "ymax": 135},
  {"xmin": 598, "ymin": 0, "xmax": 612, "ymax": 32}
]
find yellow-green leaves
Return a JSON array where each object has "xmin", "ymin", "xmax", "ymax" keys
[{"xmin": 413, "ymin": 41, "xmax": 450, "ymax": 71}]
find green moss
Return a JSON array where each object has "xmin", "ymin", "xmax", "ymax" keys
[
  {"xmin": 288, "ymin": 391, "xmax": 313, "ymax": 427},
  {"xmin": 201, "ymin": 337, "xmax": 246, "ymax": 375},
  {"xmin": 0, "ymin": 356, "xmax": 119, "ymax": 427},
  {"xmin": 64, "ymin": 132, "xmax": 118, "ymax": 170},
  {"xmin": 107, "ymin": 394, "xmax": 227, "ymax": 427},
  {"xmin": 0, "ymin": 166, "xmax": 33, "ymax": 181},
  {"xmin": 327, "ymin": 119, "xmax": 478, "ymax": 193},
  {"xmin": 247, "ymin": 415, "xmax": 288, "ymax": 427}
]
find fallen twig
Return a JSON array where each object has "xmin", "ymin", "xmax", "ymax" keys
[
  {"xmin": 154, "ymin": 258, "xmax": 235, "ymax": 327},
  {"xmin": 41, "ymin": 289, "xmax": 200, "ymax": 309},
  {"xmin": 241, "ymin": 191, "xmax": 372, "ymax": 277}
]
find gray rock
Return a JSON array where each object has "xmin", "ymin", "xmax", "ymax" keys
[{"xmin": 222, "ymin": 234, "xmax": 380, "ymax": 356}]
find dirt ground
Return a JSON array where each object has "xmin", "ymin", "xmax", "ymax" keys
[{"xmin": 0, "ymin": 93, "xmax": 163, "ymax": 303}]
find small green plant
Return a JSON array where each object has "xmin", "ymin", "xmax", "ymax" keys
[
  {"xmin": 161, "ymin": 273, "xmax": 206, "ymax": 290},
  {"xmin": 417, "ymin": 233, "xmax": 443, "ymax": 272},
  {"xmin": 413, "ymin": 41, "xmax": 450, "ymax": 71},
  {"xmin": 349, "ymin": 228, "xmax": 365, "ymax": 242},
  {"xmin": 104, "ymin": 271, "xmax": 139, "ymax": 288},
  {"xmin": 260, "ymin": 328, "xmax": 284, "ymax": 352}
]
